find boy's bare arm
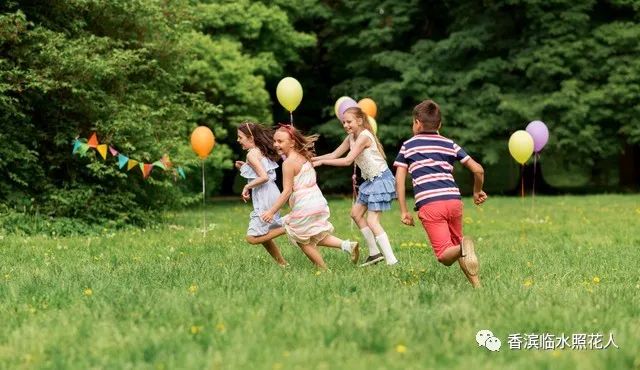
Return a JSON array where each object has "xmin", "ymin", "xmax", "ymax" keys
[
  {"xmin": 462, "ymin": 158, "xmax": 488, "ymax": 205},
  {"xmin": 395, "ymin": 166, "xmax": 414, "ymax": 226}
]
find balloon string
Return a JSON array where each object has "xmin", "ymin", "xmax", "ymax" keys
[
  {"xmin": 351, "ymin": 164, "xmax": 357, "ymax": 232},
  {"xmin": 290, "ymin": 111, "xmax": 293, "ymax": 127},
  {"xmin": 202, "ymin": 160, "xmax": 206, "ymax": 237},
  {"xmin": 532, "ymin": 153, "xmax": 537, "ymax": 214},
  {"xmin": 520, "ymin": 164, "xmax": 524, "ymax": 199}
]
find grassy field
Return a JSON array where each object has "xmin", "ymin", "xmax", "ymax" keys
[{"xmin": 1, "ymin": 195, "xmax": 639, "ymax": 369}]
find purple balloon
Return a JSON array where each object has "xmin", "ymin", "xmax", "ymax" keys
[
  {"xmin": 338, "ymin": 98, "xmax": 358, "ymax": 121},
  {"xmin": 526, "ymin": 120, "xmax": 549, "ymax": 153}
]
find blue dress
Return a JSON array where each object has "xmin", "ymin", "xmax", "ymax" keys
[{"xmin": 240, "ymin": 154, "xmax": 283, "ymax": 236}]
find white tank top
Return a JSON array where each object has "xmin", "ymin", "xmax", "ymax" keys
[{"xmin": 349, "ymin": 129, "xmax": 388, "ymax": 180}]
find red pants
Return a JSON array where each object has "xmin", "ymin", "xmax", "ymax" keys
[{"xmin": 417, "ymin": 200, "xmax": 463, "ymax": 259}]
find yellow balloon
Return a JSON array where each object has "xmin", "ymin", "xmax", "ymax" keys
[
  {"xmin": 334, "ymin": 96, "xmax": 350, "ymax": 119},
  {"xmin": 276, "ymin": 77, "xmax": 303, "ymax": 112},
  {"xmin": 367, "ymin": 116, "xmax": 378, "ymax": 135},
  {"xmin": 508, "ymin": 130, "xmax": 534, "ymax": 164}
]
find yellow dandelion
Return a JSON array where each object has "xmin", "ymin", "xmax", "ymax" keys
[
  {"xmin": 464, "ymin": 216, "xmax": 473, "ymax": 224},
  {"xmin": 216, "ymin": 322, "xmax": 226, "ymax": 333},
  {"xmin": 83, "ymin": 288, "xmax": 93, "ymax": 296},
  {"xmin": 526, "ymin": 261, "xmax": 532, "ymax": 268},
  {"xmin": 592, "ymin": 276, "xmax": 600, "ymax": 284},
  {"xmin": 188, "ymin": 284, "xmax": 198, "ymax": 294},
  {"xmin": 523, "ymin": 278, "xmax": 533, "ymax": 287},
  {"xmin": 315, "ymin": 271, "xmax": 322, "ymax": 276},
  {"xmin": 282, "ymin": 351, "xmax": 290, "ymax": 358},
  {"xmin": 551, "ymin": 350, "xmax": 561, "ymax": 358},
  {"xmin": 395, "ymin": 344, "xmax": 407, "ymax": 353},
  {"xmin": 190, "ymin": 325, "xmax": 202, "ymax": 334}
]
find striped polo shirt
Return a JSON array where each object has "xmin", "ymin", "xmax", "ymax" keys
[{"xmin": 393, "ymin": 132, "xmax": 470, "ymax": 209}]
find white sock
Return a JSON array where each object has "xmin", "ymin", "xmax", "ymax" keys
[
  {"xmin": 360, "ymin": 227, "xmax": 381, "ymax": 256},
  {"xmin": 375, "ymin": 233, "xmax": 398, "ymax": 265},
  {"xmin": 340, "ymin": 240, "xmax": 352, "ymax": 253}
]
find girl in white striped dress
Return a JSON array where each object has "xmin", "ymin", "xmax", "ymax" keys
[{"xmin": 260, "ymin": 124, "xmax": 359, "ymax": 269}]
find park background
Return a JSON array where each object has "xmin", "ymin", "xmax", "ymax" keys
[{"xmin": 1, "ymin": 1, "xmax": 639, "ymax": 369}]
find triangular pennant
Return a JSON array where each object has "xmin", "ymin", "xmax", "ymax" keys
[
  {"xmin": 78, "ymin": 143, "xmax": 90, "ymax": 155},
  {"xmin": 87, "ymin": 133, "xmax": 99, "ymax": 148},
  {"xmin": 72, "ymin": 140, "xmax": 82, "ymax": 154},
  {"xmin": 139, "ymin": 162, "xmax": 144, "ymax": 172},
  {"xmin": 178, "ymin": 167, "xmax": 186, "ymax": 179},
  {"xmin": 109, "ymin": 146, "xmax": 118, "ymax": 156},
  {"xmin": 152, "ymin": 160, "xmax": 166, "ymax": 170},
  {"xmin": 118, "ymin": 154, "xmax": 129, "ymax": 169},
  {"xmin": 127, "ymin": 159, "xmax": 139, "ymax": 171},
  {"xmin": 142, "ymin": 163, "xmax": 153, "ymax": 179},
  {"xmin": 97, "ymin": 144, "xmax": 108, "ymax": 160},
  {"xmin": 161, "ymin": 154, "xmax": 172, "ymax": 169}
]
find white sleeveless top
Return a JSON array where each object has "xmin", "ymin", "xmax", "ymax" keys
[{"xmin": 349, "ymin": 129, "xmax": 388, "ymax": 180}]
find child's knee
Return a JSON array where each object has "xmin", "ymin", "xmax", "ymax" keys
[
  {"xmin": 350, "ymin": 209, "xmax": 362, "ymax": 221},
  {"xmin": 436, "ymin": 253, "xmax": 454, "ymax": 266},
  {"xmin": 245, "ymin": 235, "xmax": 259, "ymax": 245}
]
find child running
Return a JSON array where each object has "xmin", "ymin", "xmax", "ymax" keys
[
  {"xmin": 236, "ymin": 122, "xmax": 287, "ymax": 266},
  {"xmin": 394, "ymin": 100, "xmax": 487, "ymax": 287},
  {"xmin": 313, "ymin": 106, "xmax": 398, "ymax": 266},
  {"xmin": 260, "ymin": 124, "xmax": 359, "ymax": 269}
]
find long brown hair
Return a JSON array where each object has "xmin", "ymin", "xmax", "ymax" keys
[
  {"xmin": 344, "ymin": 106, "xmax": 386, "ymax": 159},
  {"xmin": 276, "ymin": 124, "xmax": 319, "ymax": 161},
  {"xmin": 238, "ymin": 121, "xmax": 280, "ymax": 162}
]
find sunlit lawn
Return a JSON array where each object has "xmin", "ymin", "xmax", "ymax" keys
[{"xmin": 1, "ymin": 195, "xmax": 639, "ymax": 369}]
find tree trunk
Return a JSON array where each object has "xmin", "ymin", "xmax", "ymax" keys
[{"xmin": 619, "ymin": 143, "xmax": 640, "ymax": 191}]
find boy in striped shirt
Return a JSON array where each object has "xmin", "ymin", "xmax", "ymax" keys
[{"xmin": 394, "ymin": 100, "xmax": 487, "ymax": 288}]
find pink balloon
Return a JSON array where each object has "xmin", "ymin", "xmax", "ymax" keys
[
  {"xmin": 526, "ymin": 120, "xmax": 549, "ymax": 153},
  {"xmin": 337, "ymin": 98, "xmax": 358, "ymax": 121}
]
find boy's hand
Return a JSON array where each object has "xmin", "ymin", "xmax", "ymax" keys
[
  {"xmin": 473, "ymin": 191, "xmax": 488, "ymax": 205},
  {"xmin": 401, "ymin": 212, "xmax": 415, "ymax": 226},
  {"xmin": 234, "ymin": 160, "xmax": 245, "ymax": 169}
]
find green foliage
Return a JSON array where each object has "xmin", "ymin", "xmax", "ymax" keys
[{"xmin": 0, "ymin": 0, "xmax": 315, "ymax": 229}]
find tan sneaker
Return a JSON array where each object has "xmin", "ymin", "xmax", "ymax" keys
[
  {"xmin": 459, "ymin": 237, "xmax": 479, "ymax": 276},
  {"xmin": 350, "ymin": 242, "xmax": 360, "ymax": 264}
]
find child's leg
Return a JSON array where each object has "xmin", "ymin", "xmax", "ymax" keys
[
  {"xmin": 318, "ymin": 235, "xmax": 360, "ymax": 264},
  {"xmin": 366, "ymin": 211, "xmax": 398, "ymax": 265},
  {"xmin": 448, "ymin": 208, "xmax": 480, "ymax": 287},
  {"xmin": 245, "ymin": 227, "xmax": 288, "ymax": 266},
  {"xmin": 352, "ymin": 203, "xmax": 381, "ymax": 257},
  {"xmin": 298, "ymin": 243, "xmax": 327, "ymax": 269},
  {"xmin": 262, "ymin": 239, "xmax": 287, "ymax": 266},
  {"xmin": 245, "ymin": 227, "xmax": 286, "ymax": 245}
]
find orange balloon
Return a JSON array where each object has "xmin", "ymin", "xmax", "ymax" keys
[
  {"xmin": 358, "ymin": 98, "xmax": 377, "ymax": 118},
  {"xmin": 190, "ymin": 126, "xmax": 215, "ymax": 159}
]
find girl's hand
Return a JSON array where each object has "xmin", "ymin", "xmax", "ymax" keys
[
  {"xmin": 235, "ymin": 160, "xmax": 245, "ymax": 169},
  {"xmin": 260, "ymin": 210, "xmax": 275, "ymax": 223},
  {"xmin": 401, "ymin": 212, "xmax": 415, "ymax": 226},
  {"xmin": 312, "ymin": 159, "xmax": 323, "ymax": 168},
  {"xmin": 241, "ymin": 187, "xmax": 251, "ymax": 202}
]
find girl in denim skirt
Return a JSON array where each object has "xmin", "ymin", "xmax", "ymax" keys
[{"xmin": 313, "ymin": 106, "xmax": 398, "ymax": 266}]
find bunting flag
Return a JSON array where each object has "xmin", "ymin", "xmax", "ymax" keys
[
  {"xmin": 142, "ymin": 163, "xmax": 153, "ymax": 179},
  {"xmin": 72, "ymin": 132, "xmax": 184, "ymax": 181},
  {"xmin": 87, "ymin": 133, "xmax": 99, "ymax": 148},
  {"xmin": 127, "ymin": 159, "xmax": 139, "ymax": 171},
  {"xmin": 97, "ymin": 144, "xmax": 108, "ymax": 160},
  {"xmin": 152, "ymin": 160, "xmax": 166, "ymax": 170},
  {"xmin": 117, "ymin": 154, "xmax": 129, "ymax": 169},
  {"xmin": 72, "ymin": 140, "xmax": 82, "ymax": 154}
]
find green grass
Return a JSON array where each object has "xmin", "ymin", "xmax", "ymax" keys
[{"xmin": 1, "ymin": 195, "xmax": 639, "ymax": 369}]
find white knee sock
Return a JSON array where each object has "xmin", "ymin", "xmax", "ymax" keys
[
  {"xmin": 360, "ymin": 227, "xmax": 381, "ymax": 256},
  {"xmin": 340, "ymin": 239, "xmax": 352, "ymax": 253},
  {"xmin": 375, "ymin": 233, "xmax": 398, "ymax": 265}
]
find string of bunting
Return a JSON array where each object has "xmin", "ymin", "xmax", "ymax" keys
[{"xmin": 72, "ymin": 132, "xmax": 186, "ymax": 180}]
